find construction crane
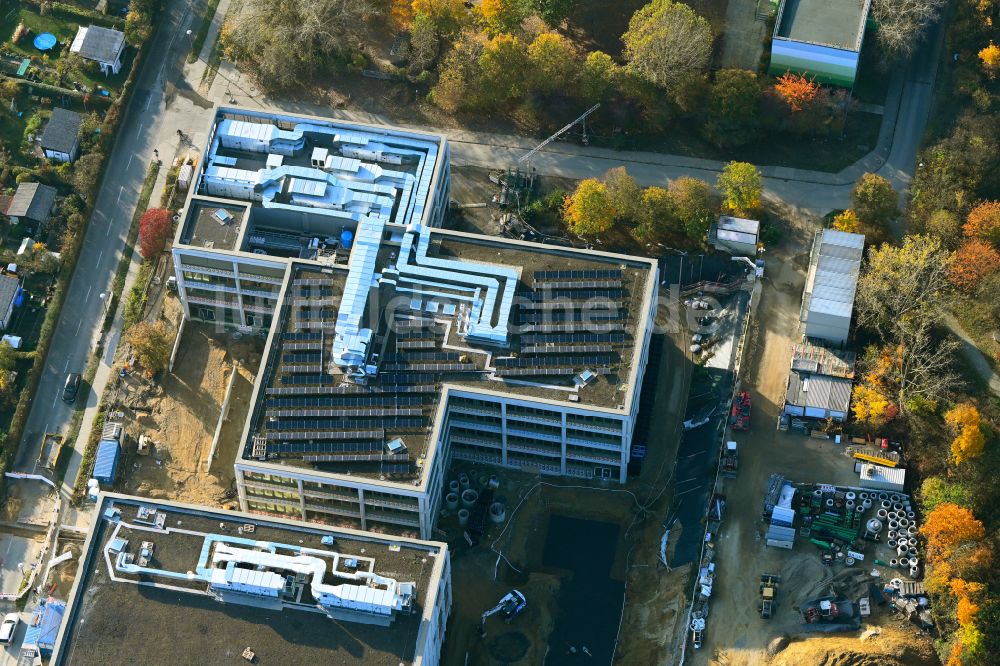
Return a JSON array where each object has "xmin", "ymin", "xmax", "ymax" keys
[
  {"xmin": 477, "ymin": 590, "xmax": 527, "ymax": 637},
  {"xmin": 517, "ymin": 104, "xmax": 600, "ymax": 171}
]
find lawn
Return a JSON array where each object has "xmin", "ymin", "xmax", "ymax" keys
[
  {"xmin": 853, "ymin": 35, "xmax": 890, "ymax": 106},
  {"xmin": 951, "ymin": 296, "xmax": 999, "ymax": 371},
  {"xmin": 566, "ymin": 0, "xmax": 728, "ymax": 55},
  {"xmin": 0, "ymin": 101, "xmax": 27, "ymax": 155},
  {"xmin": 1, "ymin": 5, "xmax": 129, "ymax": 94},
  {"xmin": 596, "ymin": 110, "xmax": 882, "ymax": 172}
]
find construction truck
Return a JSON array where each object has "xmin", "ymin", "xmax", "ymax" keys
[
  {"xmin": 759, "ymin": 574, "xmax": 781, "ymax": 619},
  {"xmin": 720, "ymin": 441, "xmax": 739, "ymax": 478},
  {"xmin": 730, "ymin": 391, "xmax": 751, "ymax": 431},
  {"xmin": 690, "ymin": 616, "xmax": 705, "ymax": 648},
  {"xmin": 477, "ymin": 590, "xmax": 526, "ymax": 638}
]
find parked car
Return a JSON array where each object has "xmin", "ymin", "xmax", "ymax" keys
[
  {"xmin": 0, "ymin": 612, "xmax": 19, "ymax": 644},
  {"xmin": 62, "ymin": 372, "xmax": 82, "ymax": 403}
]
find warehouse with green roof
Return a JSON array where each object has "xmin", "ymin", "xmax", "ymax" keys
[{"xmin": 769, "ymin": 0, "xmax": 873, "ymax": 87}]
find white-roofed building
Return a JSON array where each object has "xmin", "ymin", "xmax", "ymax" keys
[
  {"xmin": 709, "ymin": 216, "xmax": 760, "ymax": 256},
  {"xmin": 800, "ymin": 229, "xmax": 864, "ymax": 346}
]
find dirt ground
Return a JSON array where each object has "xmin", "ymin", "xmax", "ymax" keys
[
  {"xmin": 46, "ymin": 538, "xmax": 83, "ymax": 599},
  {"xmin": 689, "ymin": 223, "xmax": 940, "ymax": 665},
  {"xmin": 119, "ymin": 296, "xmax": 261, "ymax": 507},
  {"xmin": 769, "ymin": 621, "xmax": 940, "ymax": 666},
  {"xmin": 440, "ymin": 321, "xmax": 695, "ymax": 664}
]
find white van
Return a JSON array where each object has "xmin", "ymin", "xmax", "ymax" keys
[{"xmin": 0, "ymin": 612, "xmax": 19, "ymax": 644}]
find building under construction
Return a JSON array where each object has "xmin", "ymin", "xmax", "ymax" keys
[{"xmin": 169, "ymin": 108, "xmax": 661, "ymax": 540}]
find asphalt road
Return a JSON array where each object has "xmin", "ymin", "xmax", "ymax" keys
[{"xmin": 12, "ymin": 0, "xmax": 197, "ymax": 487}]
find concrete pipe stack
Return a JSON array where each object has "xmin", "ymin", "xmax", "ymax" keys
[
  {"xmin": 458, "ymin": 509, "xmax": 470, "ymax": 526},
  {"xmin": 449, "ymin": 479, "xmax": 460, "ymax": 494},
  {"xmin": 462, "ymin": 489, "xmax": 479, "ymax": 508},
  {"xmin": 489, "ymin": 502, "xmax": 506, "ymax": 524},
  {"xmin": 446, "ymin": 493, "xmax": 459, "ymax": 510},
  {"xmin": 459, "ymin": 473, "xmax": 471, "ymax": 490}
]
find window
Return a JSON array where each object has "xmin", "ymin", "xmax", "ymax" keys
[
  {"xmin": 246, "ymin": 313, "xmax": 263, "ymax": 327},
  {"xmin": 197, "ymin": 307, "xmax": 216, "ymax": 321}
]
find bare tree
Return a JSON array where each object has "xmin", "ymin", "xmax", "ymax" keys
[
  {"xmin": 871, "ymin": 0, "xmax": 946, "ymax": 58},
  {"xmin": 621, "ymin": 0, "xmax": 712, "ymax": 91},
  {"xmin": 224, "ymin": 0, "xmax": 380, "ymax": 91}
]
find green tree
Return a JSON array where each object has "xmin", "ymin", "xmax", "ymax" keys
[
  {"xmin": 716, "ymin": 161, "xmax": 762, "ymax": 216},
  {"xmin": 563, "ymin": 179, "xmax": 614, "ymax": 235},
  {"xmin": 856, "ymin": 235, "xmax": 952, "ymax": 338},
  {"xmin": 537, "ymin": 0, "xmax": 574, "ymax": 24},
  {"xmin": 479, "ymin": 33, "xmax": 530, "ymax": 106},
  {"xmin": 918, "ymin": 476, "xmax": 970, "ymax": 512},
  {"xmin": 622, "ymin": 0, "xmax": 712, "ymax": 92},
  {"xmin": 409, "ymin": 13, "xmax": 441, "ymax": 72},
  {"xmin": 581, "ymin": 51, "xmax": 618, "ymax": 102},
  {"xmin": 702, "ymin": 69, "xmax": 761, "ymax": 148},
  {"xmin": 603, "ymin": 167, "xmax": 641, "ymax": 224},
  {"xmin": 0, "ymin": 342, "xmax": 16, "ymax": 407},
  {"xmin": 412, "ymin": 0, "xmax": 468, "ymax": 38},
  {"xmin": 431, "ymin": 33, "xmax": 485, "ymax": 112},
  {"xmin": 479, "ymin": 0, "xmax": 532, "ymax": 35},
  {"xmin": 855, "ymin": 236, "xmax": 960, "ymax": 409},
  {"xmin": 670, "ymin": 176, "xmax": 713, "ymax": 242},
  {"xmin": 633, "ymin": 185, "xmax": 676, "ymax": 244},
  {"xmin": 126, "ymin": 321, "xmax": 173, "ymax": 375},
  {"xmin": 73, "ymin": 152, "xmax": 105, "ymax": 204},
  {"xmin": 852, "ymin": 172, "xmax": 898, "ymax": 237},
  {"xmin": 527, "ymin": 32, "xmax": 576, "ymax": 94},
  {"xmin": 924, "ymin": 209, "xmax": 963, "ymax": 248}
]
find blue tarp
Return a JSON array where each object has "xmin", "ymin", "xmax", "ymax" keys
[
  {"xmin": 93, "ymin": 439, "xmax": 121, "ymax": 484},
  {"xmin": 23, "ymin": 598, "xmax": 65, "ymax": 656}
]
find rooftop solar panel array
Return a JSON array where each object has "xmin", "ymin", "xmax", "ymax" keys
[
  {"xmin": 533, "ymin": 269, "xmax": 622, "ymax": 281},
  {"xmin": 251, "ymin": 260, "xmax": 640, "ymax": 474}
]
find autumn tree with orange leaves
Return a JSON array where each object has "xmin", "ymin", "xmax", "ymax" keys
[
  {"xmin": 922, "ymin": 503, "xmax": 989, "ymax": 578},
  {"xmin": 851, "ymin": 348, "xmax": 898, "ymax": 426},
  {"xmin": 964, "ymin": 201, "xmax": 1000, "ymax": 248},
  {"xmin": 922, "ymin": 503, "xmax": 992, "ymax": 664},
  {"xmin": 773, "ymin": 71, "xmax": 818, "ymax": 111},
  {"xmin": 948, "ymin": 240, "xmax": 1000, "ymax": 293}
]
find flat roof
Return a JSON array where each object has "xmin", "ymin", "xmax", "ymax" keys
[
  {"xmin": 785, "ymin": 371, "xmax": 852, "ymax": 413},
  {"xmin": 179, "ymin": 199, "xmax": 248, "ymax": 251},
  {"xmin": 173, "ymin": 108, "xmax": 658, "ymax": 487},
  {"xmin": 802, "ymin": 229, "xmax": 864, "ymax": 324},
  {"xmin": 775, "ymin": 0, "xmax": 869, "ymax": 51},
  {"xmin": 242, "ymin": 233, "xmax": 654, "ymax": 482},
  {"xmin": 53, "ymin": 494, "xmax": 447, "ymax": 666},
  {"xmin": 717, "ymin": 216, "xmax": 760, "ymax": 235}
]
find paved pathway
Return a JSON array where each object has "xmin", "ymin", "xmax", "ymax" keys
[
  {"xmin": 719, "ymin": 0, "xmax": 768, "ymax": 69},
  {"xmin": 944, "ymin": 315, "xmax": 1000, "ymax": 396}
]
